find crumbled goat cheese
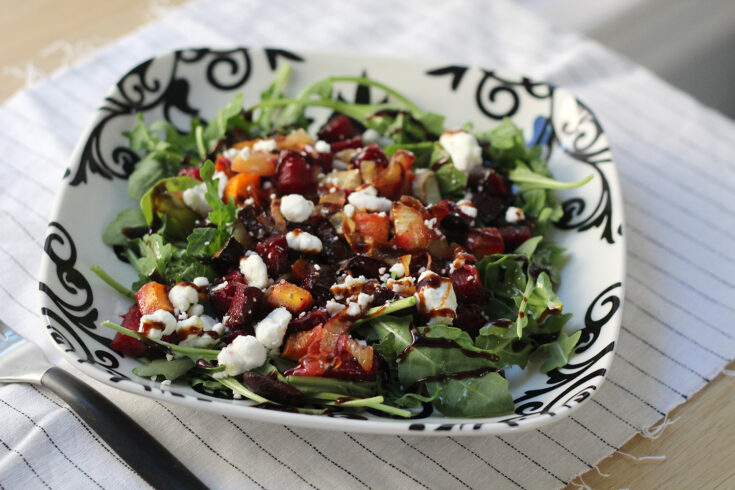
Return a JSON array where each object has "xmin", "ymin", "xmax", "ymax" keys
[
  {"xmin": 357, "ymin": 293, "xmax": 374, "ymax": 308},
  {"xmin": 438, "ymin": 130, "xmax": 483, "ymax": 172},
  {"xmin": 330, "ymin": 275, "xmax": 368, "ymax": 299},
  {"xmin": 286, "ymin": 230, "xmax": 323, "ymax": 253},
  {"xmin": 387, "ymin": 277, "xmax": 416, "ymax": 296},
  {"xmin": 239, "ymin": 253, "xmax": 269, "ymax": 289},
  {"xmin": 214, "ymin": 335, "xmax": 267, "ymax": 378},
  {"xmin": 238, "ymin": 147, "xmax": 251, "ymax": 160},
  {"xmin": 222, "ymin": 148, "xmax": 239, "ymax": 161},
  {"xmin": 347, "ymin": 186, "xmax": 392, "ymax": 213},
  {"xmin": 326, "ymin": 300, "xmax": 347, "ymax": 315},
  {"xmin": 182, "ymin": 171, "xmax": 228, "ymax": 215},
  {"xmin": 280, "ymin": 194, "xmax": 315, "ymax": 223},
  {"xmin": 314, "ymin": 140, "xmax": 331, "ymax": 153},
  {"xmin": 343, "ymin": 203, "xmax": 356, "ymax": 218},
  {"xmin": 424, "ymin": 218, "xmax": 437, "ymax": 229},
  {"xmin": 415, "ymin": 271, "xmax": 458, "ymax": 325},
  {"xmin": 168, "ymin": 284, "xmax": 199, "ymax": 315},
  {"xmin": 188, "ymin": 303, "xmax": 204, "ymax": 317},
  {"xmin": 505, "ymin": 206, "xmax": 525, "ymax": 223},
  {"xmin": 139, "ymin": 309, "xmax": 177, "ymax": 340},
  {"xmin": 192, "ymin": 276, "xmax": 209, "ymax": 288},
  {"xmin": 457, "ymin": 200, "xmax": 478, "ymax": 218},
  {"xmin": 253, "ymin": 139, "xmax": 278, "ymax": 152},
  {"xmin": 254, "ymin": 307, "xmax": 292, "ymax": 351},
  {"xmin": 177, "ymin": 315, "xmax": 219, "ymax": 349},
  {"xmin": 346, "ymin": 302, "xmax": 362, "ymax": 316},
  {"xmin": 390, "ymin": 262, "xmax": 405, "ymax": 278}
]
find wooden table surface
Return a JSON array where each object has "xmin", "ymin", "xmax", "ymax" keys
[{"xmin": 2, "ymin": 1, "xmax": 734, "ymax": 488}]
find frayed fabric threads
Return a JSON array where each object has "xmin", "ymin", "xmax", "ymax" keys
[
  {"xmin": 723, "ymin": 369, "xmax": 735, "ymax": 377},
  {"xmin": 618, "ymin": 451, "xmax": 667, "ymax": 463},
  {"xmin": 640, "ymin": 415, "xmax": 680, "ymax": 440},
  {"xmin": 570, "ymin": 475, "xmax": 592, "ymax": 490}
]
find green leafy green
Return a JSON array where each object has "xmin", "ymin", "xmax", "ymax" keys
[
  {"xmin": 539, "ymin": 331, "xmax": 581, "ymax": 373},
  {"xmin": 384, "ymin": 142, "xmax": 435, "ymax": 168},
  {"xmin": 434, "ymin": 163, "xmax": 468, "ymax": 200},
  {"xmin": 132, "ymin": 358, "xmax": 195, "ymax": 381},
  {"xmin": 185, "ymin": 161, "xmax": 236, "ymax": 258},
  {"xmin": 284, "ymin": 376, "xmax": 376, "ymax": 398},
  {"xmin": 102, "ymin": 208, "xmax": 146, "ymax": 247},
  {"xmin": 201, "ymin": 93, "xmax": 247, "ymax": 152},
  {"xmin": 476, "ymin": 117, "xmax": 528, "ymax": 170},
  {"xmin": 139, "ymin": 175, "xmax": 201, "ymax": 240},
  {"xmin": 509, "ymin": 162, "xmax": 593, "ymax": 190},
  {"xmin": 429, "ymin": 372, "xmax": 514, "ymax": 417}
]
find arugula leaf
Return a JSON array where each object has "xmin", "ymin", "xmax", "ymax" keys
[
  {"xmin": 510, "ymin": 162, "xmax": 593, "ymax": 190},
  {"xmin": 284, "ymin": 375, "xmax": 376, "ymax": 398},
  {"xmin": 514, "ymin": 236, "xmax": 543, "ymax": 257},
  {"xmin": 429, "ymin": 372, "xmax": 514, "ymax": 417},
  {"xmin": 475, "ymin": 322, "xmax": 533, "ymax": 368},
  {"xmin": 476, "ymin": 117, "xmax": 528, "ymax": 170},
  {"xmin": 185, "ymin": 161, "xmax": 236, "ymax": 258},
  {"xmin": 139, "ymin": 175, "xmax": 201, "ymax": 240},
  {"xmin": 129, "ymin": 233, "xmax": 215, "ymax": 287},
  {"xmin": 132, "ymin": 358, "xmax": 195, "ymax": 381},
  {"xmin": 202, "ymin": 93, "xmax": 246, "ymax": 152},
  {"xmin": 384, "ymin": 142, "xmax": 435, "ymax": 168},
  {"xmin": 539, "ymin": 331, "xmax": 581, "ymax": 373},
  {"xmin": 434, "ymin": 163, "xmax": 467, "ymax": 200},
  {"xmin": 102, "ymin": 208, "xmax": 146, "ymax": 247}
]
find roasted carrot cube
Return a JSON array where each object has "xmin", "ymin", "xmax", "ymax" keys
[
  {"xmin": 231, "ymin": 151, "xmax": 277, "ymax": 176},
  {"xmin": 267, "ymin": 281, "xmax": 314, "ymax": 314},
  {"xmin": 223, "ymin": 173, "xmax": 260, "ymax": 205},
  {"xmin": 136, "ymin": 282, "xmax": 174, "ymax": 315}
]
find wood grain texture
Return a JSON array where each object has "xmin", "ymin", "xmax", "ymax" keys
[{"xmin": 2, "ymin": 1, "xmax": 735, "ymax": 488}]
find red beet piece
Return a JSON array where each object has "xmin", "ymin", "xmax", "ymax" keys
[
  {"xmin": 110, "ymin": 304, "xmax": 146, "ymax": 357},
  {"xmin": 209, "ymin": 271, "xmax": 245, "ymax": 316},
  {"xmin": 317, "ymin": 115, "xmax": 360, "ymax": 142},
  {"xmin": 455, "ymin": 305, "xmax": 487, "ymax": 338},
  {"xmin": 256, "ymin": 236, "xmax": 289, "ymax": 277},
  {"xmin": 466, "ymin": 227, "xmax": 505, "ymax": 258},
  {"xmin": 321, "ymin": 355, "xmax": 378, "ymax": 382},
  {"xmin": 276, "ymin": 150, "xmax": 314, "ymax": 195},
  {"xmin": 330, "ymin": 136, "xmax": 363, "ymax": 152},
  {"xmin": 450, "ymin": 265, "xmax": 484, "ymax": 304},
  {"xmin": 177, "ymin": 166, "xmax": 202, "ymax": 180},
  {"xmin": 498, "ymin": 225, "xmax": 533, "ymax": 252},
  {"xmin": 225, "ymin": 284, "xmax": 265, "ymax": 329},
  {"xmin": 287, "ymin": 308, "xmax": 328, "ymax": 333},
  {"xmin": 351, "ymin": 143, "xmax": 388, "ymax": 167}
]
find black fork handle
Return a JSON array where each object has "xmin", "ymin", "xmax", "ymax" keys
[{"xmin": 41, "ymin": 366, "xmax": 208, "ymax": 490}]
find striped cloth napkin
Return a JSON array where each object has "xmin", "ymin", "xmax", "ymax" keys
[{"xmin": 1, "ymin": 0, "xmax": 734, "ymax": 488}]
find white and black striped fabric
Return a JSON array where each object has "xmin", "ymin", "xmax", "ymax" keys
[{"xmin": 1, "ymin": 0, "xmax": 734, "ymax": 488}]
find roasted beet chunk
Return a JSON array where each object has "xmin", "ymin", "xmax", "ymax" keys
[
  {"xmin": 276, "ymin": 150, "xmax": 314, "ymax": 195},
  {"xmin": 471, "ymin": 193, "xmax": 506, "ymax": 224},
  {"xmin": 238, "ymin": 205, "xmax": 274, "ymax": 241},
  {"xmin": 330, "ymin": 136, "xmax": 363, "ymax": 152},
  {"xmin": 212, "ymin": 237, "xmax": 245, "ymax": 274},
  {"xmin": 339, "ymin": 256, "xmax": 388, "ymax": 279},
  {"xmin": 450, "ymin": 265, "xmax": 484, "ymax": 304},
  {"xmin": 256, "ymin": 235, "xmax": 289, "ymax": 277},
  {"xmin": 226, "ymin": 284, "xmax": 264, "ymax": 329},
  {"xmin": 241, "ymin": 372, "xmax": 305, "ymax": 405},
  {"xmin": 288, "ymin": 308, "xmax": 328, "ymax": 333},
  {"xmin": 300, "ymin": 263, "xmax": 337, "ymax": 304},
  {"xmin": 110, "ymin": 304, "xmax": 146, "ymax": 357},
  {"xmin": 440, "ymin": 212, "xmax": 471, "ymax": 245},
  {"xmin": 455, "ymin": 305, "xmax": 487, "ymax": 338},
  {"xmin": 351, "ymin": 143, "xmax": 388, "ymax": 167},
  {"xmin": 209, "ymin": 271, "xmax": 245, "ymax": 316},
  {"xmin": 498, "ymin": 225, "xmax": 533, "ymax": 252},
  {"xmin": 317, "ymin": 115, "xmax": 361, "ymax": 142},
  {"xmin": 468, "ymin": 167, "xmax": 508, "ymax": 196},
  {"xmin": 466, "ymin": 227, "xmax": 505, "ymax": 258}
]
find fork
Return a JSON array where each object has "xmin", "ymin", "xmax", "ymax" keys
[{"xmin": 0, "ymin": 319, "xmax": 207, "ymax": 489}]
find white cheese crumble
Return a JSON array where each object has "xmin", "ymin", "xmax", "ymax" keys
[
  {"xmin": 254, "ymin": 307, "xmax": 292, "ymax": 351},
  {"xmin": 389, "ymin": 262, "xmax": 406, "ymax": 278},
  {"xmin": 387, "ymin": 277, "xmax": 415, "ymax": 296},
  {"xmin": 346, "ymin": 302, "xmax": 361, "ymax": 316},
  {"xmin": 286, "ymin": 230, "xmax": 323, "ymax": 253},
  {"xmin": 253, "ymin": 139, "xmax": 278, "ymax": 152},
  {"xmin": 505, "ymin": 206, "xmax": 525, "ymax": 223},
  {"xmin": 457, "ymin": 200, "xmax": 478, "ymax": 218},
  {"xmin": 239, "ymin": 253, "xmax": 269, "ymax": 289},
  {"xmin": 192, "ymin": 276, "xmax": 209, "ymax": 288},
  {"xmin": 438, "ymin": 130, "xmax": 483, "ymax": 172},
  {"xmin": 330, "ymin": 275, "xmax": 368, "ymax": 300},
  {"xmin": 214, "ymin": 335, "xmax": 267, "ymax": 378},
  {"xmin": 357, "ymin": 292, "xmax": 374, "ymax": 308},
  {"xmin": 176, "ymin": 315, "xmax": 221, "ymax": 349},
  {"xmin": 347, "ymin": 186, "xmax": 392, "ymax": 213},
  {"xmin": 415, "ymin": 271, "xmax": 458, "ymax": 325},
  {"xmin": 280, "ymin": 194, "xmax": 314, "ymax": 223},
  {"xmin": 168, "ymin": 284, "xmax": 199, "ymax": 315},
  {"xmin": 222, "ymin": 148, "xmax": 239, "ymax": 161},
  {"xmin": 139, "ymin": 309, "xmax": 177, "ymax": 340},
  {"xmin": 182, "ymin": 171, "xmax": 228, "ymax": 216},
  {"xmin": 188, "ymin": 304, "xmax": 204, "ymax": 317},
  {"xmin": 314, "ymin": 140, "xmax": 331, "ymax": 153},
  {"xmin": 326, "ymin": 300, "xmax": 347, "ymax": 316},
  {"xmin": 343, "ymin": 203, "xmax": 356, "ymax": 218}
]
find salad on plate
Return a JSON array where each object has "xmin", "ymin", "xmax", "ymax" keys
[{"xmin": 98, "ymin": 65, "xmax": 591, "ymax": 418}]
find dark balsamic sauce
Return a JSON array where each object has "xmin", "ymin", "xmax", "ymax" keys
[{"xmin": 397, "ymin": 326, "xmax": 500, "ymax": 363}]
